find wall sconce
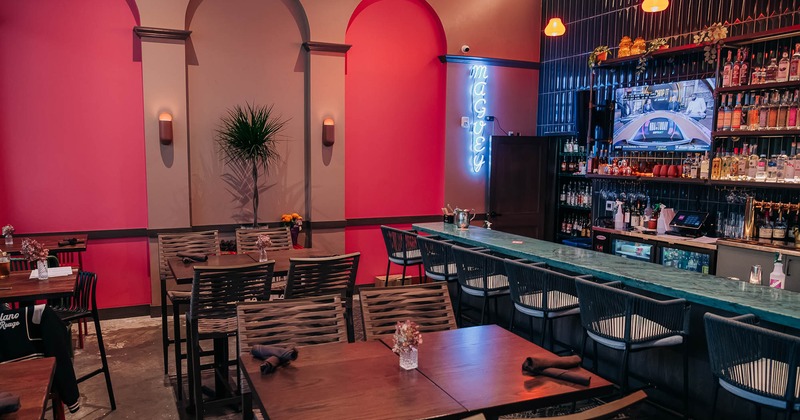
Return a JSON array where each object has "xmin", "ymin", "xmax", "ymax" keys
[
  {"xmin": 322, "ymin": 118, "xmax": 335, "ymax": 146},
  {"xmin": 642, "ymin": 0, "xmax": 669, "ymax": 12},
  {"xmin": 159, "ymin": 113, "xmax": 173, "ymax": 144},
  {"xmin": 544, "ymin": 18, "xmax": 566, "ymax": 37}
]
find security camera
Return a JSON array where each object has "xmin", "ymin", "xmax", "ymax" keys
[{"xmin": 461, "ymin": 45, "xmax": 470, "ymax": 54}]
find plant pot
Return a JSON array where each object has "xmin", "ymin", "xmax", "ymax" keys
[
  {"xmin": 668, "ymin": 165, "xmax": 679, "ymax": 178},
  {"xmin": 652, "ymin": 164, "xmax": 661, "ymax": 177},
  {"xmin": 659, "ymin": 165, "xmax": 670, "ymax": 177}
]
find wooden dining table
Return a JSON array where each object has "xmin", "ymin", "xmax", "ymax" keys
[
  {"xmin": 241, "ymin": 324, "xmax": 614, "ymax": 419},
  {"xmin": 0, "ymin": 269, "xmax": 77, "ymax": 304},
  {"xmin": 0, "ymin": 357, "xmax": 56, "ymax": 419}
]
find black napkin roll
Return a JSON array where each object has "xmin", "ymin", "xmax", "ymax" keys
[
  {"xmin": 0, "ymin": 391, "xmax": 20, "ymax": 415},
  {"xmin": 252, "ymin": 345, "xmax": 298, "ymax": 375},
  {"xmin": 522, "ymin": 355, "xmax": 591, "ymax": 386},
  {"xmin": 58, "ymin": 238, "xmax": 84, "ymax": 246},
  {"xmin": 259, "ymin": 356, "xmax": 283, "ymax": 374},
  {"xmin": 176, "ymin": 252, "xmax": 208, "ymax": 262}
]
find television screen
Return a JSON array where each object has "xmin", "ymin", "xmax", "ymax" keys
[{"xmin": 612, "ymin": 79, "xmax": 715, "ymax": 151}]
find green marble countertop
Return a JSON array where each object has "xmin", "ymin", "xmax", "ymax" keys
[{"xmin": 414, "ymin": 222, "xmax": 800, "ymax": 330}]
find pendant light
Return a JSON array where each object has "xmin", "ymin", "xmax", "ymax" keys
[
  {"xmin": 642, "ymin": 0, "xmax": 669, "ymax": 12},
  {"xmin": 544, "ymin": 18, "xmax": 566, "ymax": 37}
]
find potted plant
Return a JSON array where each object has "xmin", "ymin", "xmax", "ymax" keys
[
  {"xmin": 588, "ymin": 46, "xmax": 611, "ymax": 68},
  {"xmin": 216, "ymin": 103, "xmax": 289, "ymax": 227}
]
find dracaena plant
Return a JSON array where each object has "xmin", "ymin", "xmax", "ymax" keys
[{"xmin": 216, "ymin": 103, "xmax": 289, "ymax": 227}]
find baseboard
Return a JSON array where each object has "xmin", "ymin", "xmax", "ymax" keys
[{"xmin": 98, "ymin": 304, "xmax": 151, "ymax": 320}]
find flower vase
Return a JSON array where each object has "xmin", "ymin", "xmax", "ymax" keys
[
  {"xmin": 4, "ymin": 234, "xmax": 11, "ymax": 246},
  {"xmin": 259, "ymin": 247, "xmax": 268, "ymax": 262},
  {"xmin": 290, "ymin": 227, "xmax": 300, "ymax": 247},
  {"xmin": 399, "ymin": 348, "xmax": 418, "ymax": 370},
  {"xmin": 37, "ymin": 259, "xmax": 49, "ymax": 280}
]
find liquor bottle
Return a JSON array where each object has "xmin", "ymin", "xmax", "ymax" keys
[
  {"xmin": 728, "ymin": 148, "xmax": 740, "ymax": 179},
  {"xmin": 720, "ymin": 151, "xmax": 731, "ymax": 180},
  {"xmin": 759, "ymin": 211, "xmax": 774, "ymax": 238},
  {"xmin": 767, "ymin": 155, "xmax": 778, "ymax": 182},
  {"xmin": 699, "ymin": 152, "xmax": 710, "ymax": 179},
  {"xmin": 748, "ymin": 94, "xmax": 761, "ymax": 130},
  {"xmin": 777, "ymin": 151, "xmax": 787, "ymax": 182},
  {"xmin": 711, "ymin": 148, "xmax": 722, "ymax": 180},
  {"xmin": 716, "ymin": 94, "xmax": 726, "ymax": 131},
  {"xmin": 732, "ymin": 50, "xmax": 742, "ymax": 87},
  {"xmin": 751, "ymin": 53, "xmax": 763, "ymax": 85},
  {"xmin": 778, "ymin": 47, "xmax": 791, "ymax": 82},
  {"xmin": 692, "ymin": 153, "xmax": 701, "ymax": 178},
  {"xmin": 775, "ymin": 211, "xmax": 788, "ymax": 240},
  {"xmin": 756, "ymin": 154, "xmax": 768, "ymax": 181},
  {"xmin": 778, "ymin": 91, "xmax": 789, "ymax": 129},
  {"xmin": 740, "ymin": 49, "xmax": 751, "ymax": 86},
  {"xmin": 759, "ymin": 93, "xmax": 770, "ymax": 129},
  {"xmin": 790, "ymin": 90, "xmax": 800, "ymax": 129},
  {"xmin": 747, "ymin": 146, "xmax": 759, "ymax": 179},
  {"xmin": 785, "ymin": 148, "xmax": 796, "ymax": 181},
  {"xmin": 722, "ymin": 50, "xmax": 734, "ymax": 87},
  {"xmin": 560, "ymin": 185, "xmax": 567, "ymax": 203},
  {"xmin": 732, "ymin": 93, "xmax": 742, "ymax": 130},
  {"xmin": 766, "ymin": 51, "xmax": 779, "ymax": 83},
  {"xmin": 768, "ymin": 91, "xmax": 779, "ymax": 129},
  {"xmin": 791, "ymin": 43, "xmax": 800, "ymax": 81},
  {"xmin": 723, "ymin": 95, "xmax": 733, "ymax": 131},
  {"xmin": 737, "ymin": 146, "xmax": 748, "ymax": 177}
]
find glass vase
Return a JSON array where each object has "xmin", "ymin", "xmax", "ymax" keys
[
  {"xmin": 37, "ymin": 259, "xmax": 49, "ymax": 280},
  {"xmin": 399, "ymin": 348, "xmax": 418, "ymax": 370},
  {"xmin": 259, "ymin": 247, "xmax": 268, "ymax": 262},
  {"xmin": 4, "ymin": 234, "xmax": 11, "ymax": 246}
]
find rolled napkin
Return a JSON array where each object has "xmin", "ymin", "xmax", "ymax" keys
[
  {"xmin": 58, "ymin": 238, "xmax": 84, "ymax": 246},
  {"xmin": 252, "ymin": 345, "xmax": 298, "ymax": 375},
  {"xmin": 522, "ymin": 355, "xmax": 591, "ymax": 386},
  {"xmin": 0, "ymin": 391, "xmax": 21, "ymax": 414},
  {"xmin": 176, "ymin": 252, "xmax": 208, "ymax": 263},
  {"xmin": 259, "ymin": 356, "xmax": 283, "ymax": 374}
]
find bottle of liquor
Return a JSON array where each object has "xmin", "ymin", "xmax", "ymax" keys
[
  {"xmin": 751, "ymin": 53, "xmax": 763, "ymax": 85},
  {"xmin": 791, "ymin": 44, "xmax": 800, "ymax": 81},
  {"xmin": 786, "ymin": 148, "xmax": 796, "ymax": 182},
  {"xmin": 766, "ymin": 51, "xmax": 779, "ymax": 83},
  {"xmin": 700, "ymin": 152, "xmax": 710, "ymax": 180},
  {"xmin": 740, "ymin": 48, "xmax": 751, "ymax": 86},
  {"xmin": 732, "ymin": 93, "xmax": 743, "ymax": 130},
  {"xmin": 560, "ymin": 185, "xmax": 567, "ymax": 203},
  {"xmin": 722, "ymin": 50, "xmax": 734, "ymax": 87},
  {"xmin": 747, "ymin": 146, "xmax": 759, "ymax": 179},
  {"xmin": 767, "ymin": 155, "xmax": 778, "ymax": 182},
  {"xmin": 723, "ymin": 95, "xmax": 733, "ymax": 130},
  {"xmin": 777, "ymin": 151, "xmax": 787, "ymax": 182},
  {"xmin": 778, "ymin": 47, "xmax": 791, "ymax": 82},
  {"xmin": 728, "ymin": 148, "xmax": 740, "ymax": 179},
  {"xmin": 778, "ymin": 91, "xmax": 789, "ymax": 129},
  {"xmin": 756, "ymin": 154, "xmax": 768, "ymax": 181},
  {"xmin": 716, "ymin": 95, "xmax": 726, "ymax": 131},
  {"xmin": 759, "ymin": 211, "xmax": 774, "ymax": 238},
  {"xmin": 790, "ymin": 90, "xmax": 800, "ymax": 129},
  {"xmin": 737, "ymin": 146, "xmax": 748, "ymax": 177},
  {"xmin": 748, "ymin": 94, "xmax": 761, "ymax": 130},
  {"xmin": 732, "ymin": 50, "xmax": 742, "ymax": 87},
  {"xmin": 773, "ymin": 211, "xmax": 788, "ymax": 240},
  {"xmin": 768, "ymin": 91, "xmax": 779, "ymax": 129},
  {"xmin": 759, "ymin": 93, "xmax": 770, "ymax": 129},
  {"xmin": 720, "ymin": 151, "xmax": 731, "ymax": 180},
  {"xmin": 711, "ymin": 148, "xmax": 722, "ymax": 180}
]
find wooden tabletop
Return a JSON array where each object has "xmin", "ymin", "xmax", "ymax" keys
[
  {"xmin": 1, "ymin": 234, "xmax": 88, "ymax": 255},
  {"xmin": 0, "ymin": 357, "xmax": 55, "ymax": 419},
  {"xmin": 167, "ymin": 248, "xmax": 333, "ymax": 285},
  {"xmin": 240, "ymin": 340, "xmax": 467, "ymax": 420},
  {"xmin": 381, "ymin": 325, "xmax": 614, "ymax": 416},
  {"xmin": 0, "ymin": 269, "xmax": 77, "ymax": 304}
]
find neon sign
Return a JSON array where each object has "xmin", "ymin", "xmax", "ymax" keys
[{"xmin": 470, "ymin": 65, "xmax": 489, "ymax": 173}]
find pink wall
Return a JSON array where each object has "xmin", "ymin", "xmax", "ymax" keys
[
  {"xmin": 0, "ymin": 1, "xmax": 149, "ymax": 308},
  {"xmin": 344, "ymin": 0, "xmax": 447, "ymax": 284}
]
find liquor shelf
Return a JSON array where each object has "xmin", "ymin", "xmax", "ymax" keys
[
  {"xmin": 414, "ymin": 222, "xmax": 800, "ymax": 329},
  {"xmin": 712, "ymin": 129, "xmax": 800, "ymax": 137}
]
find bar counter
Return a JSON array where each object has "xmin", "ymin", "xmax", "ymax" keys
[{"xmin": 414, "ymin": 222, "xmax": 800, "ymax": 330}]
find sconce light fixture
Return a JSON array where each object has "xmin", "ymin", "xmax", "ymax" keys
[
  {"xmin": 159, "ymin": 113, "xmax": 173, "ymax": 144},
  {"xmin": 322, "ymin": 118, "xmax": 335, "ymax": 146},
  {"xmin": 544, "ymin": 18, "xmax": 566, "ymax": 37},
  {"xmin": 642, "ymin": 0, "xmax": 669, "ymax": 12}
]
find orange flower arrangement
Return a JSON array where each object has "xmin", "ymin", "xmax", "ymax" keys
[{"xmin": 280, "ymin": 213, "xmax": 303, "ymax": 231}]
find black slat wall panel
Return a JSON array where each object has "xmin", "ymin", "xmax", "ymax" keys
[{"xmin": 538, "ymin": 0, "xmax": 800, "ymax": 135}]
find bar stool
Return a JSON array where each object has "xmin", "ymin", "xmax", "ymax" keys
[
  {"xmin": 451, "ymin": 245, "xmax": 511, "ymax": 326},
  {"xmin": 417, "ymin": 236, "xmax": 458, "ymax": 283},
  {"xmin": 504, "ymin": 259, "xmax": 589, "ymax": 349},
  {"xmin": 704, "ymin": 312, "xmax": 800, "ymax": 420},
  {"xmin": 380, "ymin": 226, "xmax": 423, "ymax": 286},
  {"xmin": 574, "ymin": 278, "xmax": 690, "ymax": 416}
]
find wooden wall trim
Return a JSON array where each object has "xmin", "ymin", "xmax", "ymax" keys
[
  {"xmin": 438, "ymin": 55, "xmax": 540, "ymax": 70},
  {"xmin": 302, "ymin": 41, "xmax": 351, "ymax": 53},
  {"xmin": 133, "ymin": 26, "xmax": 192, "ymax": 40}
]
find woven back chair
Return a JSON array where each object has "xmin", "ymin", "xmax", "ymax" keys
[
  {"xmin": 575, "ymin": 277, "xmax": 689, "ymax": 414},
  {"xmin": 155, "ymin": 229, "xmax": 220, "ymax": 397},
  {"xmin": 284, "ymin": 252, "xmax": 359, "ymax": 341},
  {"xmin": 704, "ymin": 313, "xmax": 800, "ymax": 418},
  {"xmin": 187, "ymin": 261, "xmax": 274, "ymax": 417},
  {"xmin": 504, "ymin": 259, "xmax": 586, "ymax": 348},
  {"xmin": 359, "ymin": 283, "xmax": 457, "ymax": 341},
  {"xmin": 237, "ymin": 295, "xmax": 348, "ymax": 353},
  {"xmin": 417, "ymin": 236, "xmax": 458, "ymax": 282},
  {"xmin": 235, "ymin": 226, "xmax": 292, "ymax": 253},
  {"xmin": 451, "ymin": 245, "xmax": 511, "ymax": 326},
  {"xmin": 380, "ymin": 226, "xmax": 423, "ymax": 286},
  {"xmin": 10, "ymin": 258, "xmax": 29, "ymax": 272}
]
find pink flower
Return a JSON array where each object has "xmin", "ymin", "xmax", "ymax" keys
[
  {"xmin": 392, "ymin": 320, "xmax": 422, "ymax": 353},
  {"xmin": 20, "ymin": 238, "xmax": 48, "ymax": 262},
  {"xmin": 256, "ymin": 234, "xmax": 273, "ymax": 249}
]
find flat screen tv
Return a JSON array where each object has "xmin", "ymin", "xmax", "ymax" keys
[{"xmin": 612, "ymin": 78, "xmax": 715, "ymax": 152}]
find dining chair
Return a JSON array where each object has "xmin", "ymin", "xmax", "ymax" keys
[
  {"xmin": 156, "ymin": 230, "xmax": 220, "ymax": 400},
  {"xmin": 359, "ymin": 283, "xmax": 457, "ymax": 341},
  {"xmin": 284, "ymin": 252, "xmax": 360, "ymax": 342},
  {"xmin": 186, "ymin": 261, "xmax": 274, "ymax": 419},
  {"xmin": 51, "ymin": 271, "xmax": 116, "ymax": 410},
  {"xmin": 380, "ymin": 226, "xmax": 423, "ymax": 286},
  {"xmin": 416, "ymin": 235, "xmax": 458, "ymax": 283},
  {"xmin": 451, "ymin": 245, "xmax": 511, "ymax": 326},
  {"xmin": 9, "ymin": 255, "xmax": 59, "ymax": 272},
  {"xmin": 504, "ymin": 259, "xmax": 589, "ymax": 349},
  {"xmin": 575, "ymin": 278, "xmax": 690, "ymax": 416},
  {"xmin": 462, "ymin": 390, "xmax": 647, "ymax": 420},
  {"xmin": 235, "ymin": 226, "xmax": 292, "ymax": 296},
  {"xmin": 704, "ymin": 312, "xmax": 800, "ymax": 420}
]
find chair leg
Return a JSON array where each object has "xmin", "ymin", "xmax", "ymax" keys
[
  {"xmin": 593, "ymin": 340, "xmax": 599, "ymax": 372},
  {"xmin": 547, "ymin": 319, "xmax": 556, "ymax": 351},
  {"xmin": 620, "ymin": 347, "xmax": 630, "ymax": 393},
  {"xmin": 540, "ymin": 317, "xmax": 548, "ymax": 348},
  {"xmin": 92, "ymin": 312, "xmax": 116, "ymax": 410},
  {"xmin": 479, "ymin": 297, "xmax": 488, "ymax": 325},
  {"xmin": 580, "ymin": 332, "xmax": 587, "ymax": 367},
  {"xmin": 455, "ymin": 287, "xmax": 463, "ymax": 328},
  {"xmin": 161, "ymin": 280, "xmax": 169, "ymax": 375},
  {"xmin": 417, "ymin": 264, "xmax": 423, "ymax": 284},
  {"xmin": 529, "ymin": 316, "xmax": 535, "ymax": 342},
  {"xmin": 77, "ymin": 319, "xmax": 84, "ymax": 349},
  {"xmin": 173, "ymin": 301, "xmax": 183, "ymax": 401},
  {"xmin": 190, "ymin": 324, "xmax": 203, "ymax": 419},
  {"xmin": 710, "ymin": 377, "xmax": 719, "ymax": 420},
  {"xmin": 683, "ymin": 342, "xmax": 689, "ymax": 419},
  {"xmin": 385, "ymin": 261, "xmax": 391, "ymax": 287},
  {"xmin": 401, "ymin": 265, "xmax": 407, "ymax": 286},
  {"xmin": 509, "ymin": 308, "xmax": 516, "ymax": 332},
  {"xmin": 185, "ymin": 319, "xmax": 195, "ymax": 409}
]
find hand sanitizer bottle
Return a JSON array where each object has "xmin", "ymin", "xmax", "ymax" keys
[{"xmin": 769, "ymin": 252, "xmax": 785, "ymax": 289}]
